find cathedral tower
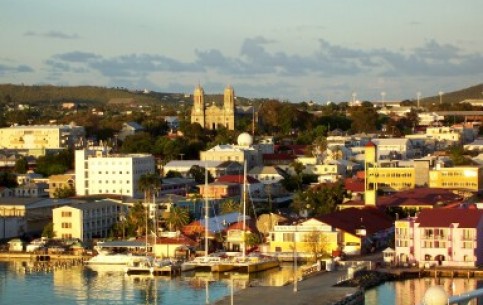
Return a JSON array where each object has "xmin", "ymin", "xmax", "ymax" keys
[{"xmin": 191, "ymin": 85, "xmax": 205, "ymax": 127}]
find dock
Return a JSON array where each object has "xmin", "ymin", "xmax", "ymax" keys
[{"xmin": 213, "ymin": 270, "xmax": 361, "ymax": 305}]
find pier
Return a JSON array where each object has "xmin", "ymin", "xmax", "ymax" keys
[{"xmin": 214, "ymin": 270, "xmax": 361, "ymax": 305}]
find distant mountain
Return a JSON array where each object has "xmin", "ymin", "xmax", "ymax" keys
[
  {"xmin": 420, "ymin": 83, "xmax": 483, "ymax": 105},
  {"xmin": 0, "ymin": 84, "xmax": 185, "ymax": 105}
]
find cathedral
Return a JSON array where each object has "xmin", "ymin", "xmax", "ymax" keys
[{"xmin": 190, "ymin": 85, "xmax": 235, "ymax": 130}]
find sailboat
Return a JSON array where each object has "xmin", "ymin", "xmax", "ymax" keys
[{"xmin": 232, "ymin": 161, "xmax": 280, "ymax": 273}]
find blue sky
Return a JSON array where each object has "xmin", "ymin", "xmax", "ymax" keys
[{"xmin": 1, "ymin": 0, "xmax": 482, "ymax": 103}]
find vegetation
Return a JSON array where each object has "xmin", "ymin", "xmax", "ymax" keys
[
  {"xmin": 35, "ymin": 150, "xmax": 74, "ymax": 177},
  {"xmin": 42, "ymin": 222, "xmax": 55, "ymax": 238},
  {"xmin": 166, "ymin": 207, "xmax": 190, "ymax": 231},
  {"xmin": 304, "ymin": 230, "xmax": 331, "ymax": 262},
  {"xmin": 0, "ymin": 171, "xmax": 18, "ymax": 188},
  {"xmin": 292, "ymin": 183, "xmax": 346, "ymax": 216}
]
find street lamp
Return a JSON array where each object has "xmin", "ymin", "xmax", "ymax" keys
[{"xmin": 438, "ymin": 91, "xmax": 444, "ymax": 105}]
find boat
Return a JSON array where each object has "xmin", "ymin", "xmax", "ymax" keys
[
  {"xmin": 86, "ymin": 252, "xmax": 153, "ymax": 272},
  {"xmin": 233, "ymin": 253, "xmax": 280, "ymax": 273}
]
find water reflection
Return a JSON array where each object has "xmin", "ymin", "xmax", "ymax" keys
[
  {"xmin": 366, "ymin": 277, "xmax": 483, "ymax": 305},
  {"xmin": 0, "ymin": 261, "xmax": 306, "ymax": 305}
]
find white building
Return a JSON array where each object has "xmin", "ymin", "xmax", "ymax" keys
[
  {"xmin": 75, "ymin": 148, "xmax": 155, "ymax": 199},
  {"xmin": 52, "ymin": 199, "xmax": 127, "ymax": 241},
  {"xmin": 200, "ymin": 133, "xmax": 263, "ymax": 170}
]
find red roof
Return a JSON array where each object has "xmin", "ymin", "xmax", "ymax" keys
[
  {"xmin": 225, "ymin": 219, "xmax": 258, "ymax": 233},
  {"xmin": 365, "ymin": 141, "xmax": 376, "ymax": 148},
  {"xmin": 316, "ymin": 207, "xmax": 393, "ymax": 236},
  {"xmin": 417, "ymin": 209, "xmax": 483, "ymax": 228},
  {"xmin": 344, "ymin": 178, "xmax": 365, "ymax": 193},
  {"xmin": 217, "ymin": 175, "xmax": 260, "ymax": 184},
  {"xmin": 377, "ymin": 188, "xmax": 463, "ymax": 208}
]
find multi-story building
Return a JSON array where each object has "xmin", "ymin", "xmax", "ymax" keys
[
  {"xmin": 190, "ymin": 85, "xmax": 235, "ymax": 130},
  {"xmin": 0, "ymin": 124, "xmax": 85, "ymax": 156},
  {"xmin": 52, "ymin": 199, "xmax": 127, "ymax": 241},
  {"xmin": 75, "ymin": 148, "xmax": 155, "ymax": 198},
  {"xmin": 395, "ymin": 208, "xmax": 483, "ymax": 267},
  {"xmin": 200, "ymin": 133, "xmax": 263, "ymax": 169},
  {"xmin": 429, "ymin": 166, "xmax": 483, "ymax": 192}
]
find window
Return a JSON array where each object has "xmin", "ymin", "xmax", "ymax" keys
[
  {"xmin": 61, "ymin": 222, "xmax": 72, "ymax": 229},
  {"xmin": 61, "ymin": 211, "xmax": 72, "ymax": 217}
]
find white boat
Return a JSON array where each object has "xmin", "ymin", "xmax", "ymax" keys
[{"xmin": 86, "ymin": 252, "xmax": 153, "ymax": 272}]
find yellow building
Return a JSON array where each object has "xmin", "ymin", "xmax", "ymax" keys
[
  {"xmin": 429, "ymin": 166, "xmax": 483, "ymax": 192},
  {"xmin": 268, "ymin": 219, "xmax": 339, "ymax": 260},
  {"xmin": 48, "ymin": 173, "xmax": 75, "ymax": 198},
  {"xmin": 0, "ymin": 124, "xmax": 85, "ymax": 155},
  {"xmin": 190, "ymin": 85, "xmax": 235, "ymax": 130},
  {"xmin": 53, "ymin": 200, "xmax": 127, "ymax": 241},
  {"xmin": 366, "ymin": 167, "xmax": 415, "ymax": 192}
]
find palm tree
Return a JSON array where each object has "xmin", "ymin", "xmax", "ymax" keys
[
  {"xmin": 138, "ymin": 173, "xmax": 161, "ymax": 203},
  {"xmin": 166, "ymin": 207, "xmax": 190, "ymax": 231},
  {"xmin": 220, "ymin": 199, "xmax": 240, "ymax": 214}
]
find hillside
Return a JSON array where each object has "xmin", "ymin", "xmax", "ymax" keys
[
  {"xmin": 420, "ymin": 83, "xmax": 483, "ymax": 105},
  {"xmin": 0, "ymin": 84, "xmax": 179, "ymax": 105}
]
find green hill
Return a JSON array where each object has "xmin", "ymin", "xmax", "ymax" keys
[
  {"xmin": 420, "ymin": 83, "xmax": 483, "ymax": 105},
  {"xmin": 0, "ymin": 84, "xmax": 179, "ymax": 105}
]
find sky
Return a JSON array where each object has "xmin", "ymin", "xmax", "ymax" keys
[{"xmin": 1, "ymin": 0, "xmax": 483, "ymax": 103}]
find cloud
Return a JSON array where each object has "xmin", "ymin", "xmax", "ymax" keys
[
  {"xmin": 24, "ymin": 30, "xmax": 80, "ymax": 39},
  {"xmin": 41, "ymin": 37, "xmax": 483, "ymax": 101},
  {"xmin": 0, "ymin": 64, "xmax": 34, "ymax": 75},
  {"xmin": 53, "ymin": 51, "xmax": 100, "ymax": 63}
]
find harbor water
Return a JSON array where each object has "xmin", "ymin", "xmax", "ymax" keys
[
  {"xmin": 3, "ymin": 260, "xmax": 483, "ymax": 305},
  {"xmin": 365, "ymin": 277, "xmax": 483, "ymax": 305},
  {"xmin": 0, "ymin": 261, "xmax": 293, "ymax": 305}
]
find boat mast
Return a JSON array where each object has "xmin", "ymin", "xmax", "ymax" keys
[
  {"xmin": 242, "ymin": 160, "xmax": 247, "ymax": 258},
  {"xmin": 204, "ymin": 164, "xmax": 209, "ymax": 256}
]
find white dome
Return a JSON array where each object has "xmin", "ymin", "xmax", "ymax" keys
[{"xmin": 237, "ymin": 132, "xmax": 253, "ymax": 147}]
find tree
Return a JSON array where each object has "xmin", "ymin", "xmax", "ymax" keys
[
  {"xmin": 120, "ymin": 132, "xmax": 154, "ymax": 154},
  {"xmin": 188, "ymin": 165, "xmax": 214, "ymax": 184},
  {"xmin": 291, "ymin": 183, "xmax": 346, "ymax": 217},
  {"xmin": 349, "ymin": 106, "xmax": 378, "ymax": 133},
  {"xmin": 42, "ymin": 222, "xmax": 55, "ymax": 238},
  {"xmin": 125, "ymin": 202, "xmax": 149, "ymax": 237},
  {"xmin": 0, "ymin": 171, "xmax": 18, "ymax": 188},
  {"xmin": 53, "ymin": 185, "xmax": 75, "ymax": 199},
  {"xmin": 14, "ymin": 157, "xmax": 28, "ymax": 174},
  {"xmin": 165, "ymin": 170, "xmax": 183, "ymax": 178},
  {"xmin": 138, "ymin": 173, "xmax": 161, "ymax": 203},
  {"xmin": 304, "ymin": 230, "xmax": 330, "ymax": 262},
  {"xmin": 166, "ymin": 207, "xmax": 190, "ymax": 231},
  {"xmin": 220, "ymin": 199, "xmax": 240, "ymax": 214},
  {"xmin": 35, "ymin": 150, "xmax": 74, "ymax": 176}
]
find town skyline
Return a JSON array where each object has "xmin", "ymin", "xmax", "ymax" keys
[{"xmin": 1, "ymin": 0, "xmax": 483, "ymax": 102}]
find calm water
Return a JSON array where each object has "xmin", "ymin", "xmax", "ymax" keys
[
  {"xmin": 366, "ymin": 277, "xmax": 483, "ymax": 305},
  {"xmin": 2, "ymin": 261, "xmax": 483, "ymax": 305},
  {"xmin": 0, "ymin": 261, "xmax": 294, "ymax": 305}
]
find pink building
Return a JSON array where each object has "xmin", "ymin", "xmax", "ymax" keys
[{"xmin": 395, "ymin": 208, "xmax": 483, "ymax": 267}]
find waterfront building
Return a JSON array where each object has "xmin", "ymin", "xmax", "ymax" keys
[
  {"xmin": 190, "ymin": 85, "xmax": 235, "ymax": 130},
  {"xmin": 14, "ymin": 182, "xmax": 49, "ymax": 198},
  {"xmin": 395, "ymin": 208, "xmax": 483, "ymax": 267},
  {"xmin": 464, "ymin": 138, "xmax": 483, "ymax": 152},
  {"xmin": 370, "ymin": 138, "xmax": 415, "ymax": 161},
  {"xmin": 158, "ymin": 177, "xmax": 197, "ymax": 197},
  {"xmin": 75, "ymin": 148, "xmax": 155, "ymax": 198},
  {"xmin": 200, "ymin": 133, "xmax": 263, "ymax": 170},
  {"xmin": 0, "ymin": 124, "xmax": 85, "ymax": 156},
  {"xmin": 52, "ymin": 199, "xmax": 127, "ymax": 241}
]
